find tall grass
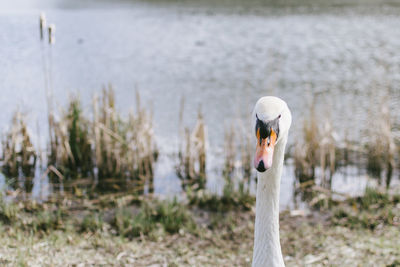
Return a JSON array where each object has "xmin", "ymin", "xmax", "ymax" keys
[
  {"xmin": 187, "ymin": 123, "xmax": 255, "ymax": 212},
  {"xmin": 1, "ymin": 112, "xmax": 37, "ymax": 192},
  {"xmin": 94, "ymin": 86, "xmax": 158, "ymax": 192},
  {"xmin": 222, "ymin": 125, "xmax": 253, "ymax": 198},
  {"xmin": 44, "ymin": 86, "xmax": 158, "ymax": 193},
  {"xmin": 365, "ymin": 93, "xmax": 396, "ymax": 188},
  {"xmin": 318, "ymin": 115, "xmax": 337, "ymax": 188},
  {"xmin": 48, "ymin": 96, "xmax": 93, "ymax": 183},
  {"xmin": 176, "ymin": 109, "xmax": 207, "ymax": 191},
  {"xmin": 239, "ymin": 133, "xmax": 253, "ymax": 195},
  {"xmin": 293, "ymin": 100, "xmax": 319, "ymax": 184},
  {"xmin": 294, "ymin": 99, "xmax": 337, "ymax": 189},
  {"xmin": 39, "ymin": 13, "xmax": 58, "ymax": 182},
  {"xmin": 222, "ymin": 126, "xmax": 236, "ymax": 195}
]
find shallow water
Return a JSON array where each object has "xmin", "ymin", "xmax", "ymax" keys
[{"xmin": 1, "ymin": 0, "xmax": 400, "ymax": 208}]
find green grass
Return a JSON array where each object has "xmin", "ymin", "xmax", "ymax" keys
[
  {"xmin": 113, "ymin": 198, "xmax": 196, "ymax": 238},
  {"xmin": 28, "ymin": 209, "xmax": 65, "ymax": 233},
  {"xmin": 0, "ymin": 186, "xmax": 398, "ymax": 242},
  {"xmin": 0, "ymin": 198, "xmax": 18, "ymax": 224},
  {"xmin": 0, "ymin": 188, "xmax": 398, "ymax": 265},
  {"xmin": 187, "ymin": 189, "xmax": 255, "ymax": 212},
  {"xmin": 332, "ymin": 187, "xmax": 399, "ymax": 230},
  {"xmin": 80, "ymin": 212, "xmax": 104, "ymax": 233},
  {"xmin": 359, "ymin": 186, "xmax": 391, "ymax": 209}
]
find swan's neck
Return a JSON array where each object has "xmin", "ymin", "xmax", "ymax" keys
[{"xmin": 252, "ymin": 136, "xmax": 287, "ymax": 267}]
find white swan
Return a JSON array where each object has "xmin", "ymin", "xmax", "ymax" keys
[{"xmin": 252, "ymin": 96, "xmax": 292, "ymax": 267}]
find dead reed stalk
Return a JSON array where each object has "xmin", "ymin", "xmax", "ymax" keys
[
  {"xmin": 294, "ymin": 98, "xmax": 337, "ymax": 189},
  {"xmin": 45, "ymin": 86, "xmax": 158, "ymax": 194},
  {"xmin": 176, "ymin": 109, "xmax": 207, "ymax": 191},
  {"xmin": 222, "ymin": 126, "xmax": 236, "ymax": 195},
  {"xmin": 47, "ymin": 96, "xmax": 93, "ymax": 186},
  {"xmin": 365, "ymin": 93, "xmax": 396, "ymax": 188},
  {"xmin": 239, "ymin": 132, "xmax": 253, "ymax": 194},
  {"xmin": 39, "ymin": 13, "xmax": 46, "ymax": 41},
  {"xmin": 1, "ymin": 112, "xmax": 37, "ymax": 192},
  {"xmin": 93, "ymin": 86, "xmax": 158, "ymax": 192},
  {"xmin": 294, "ymin": 100, "xmax": 319, "ymax": 185},
  {"xmin": 222, "ymin": 125, "xmax": 254, "ymax": 197}
]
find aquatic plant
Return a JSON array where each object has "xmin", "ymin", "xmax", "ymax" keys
[
  {"xmin": 318, "ymin": 116, "xmax": 337, "ymax": 188},
  {"xmin": 365, "ymin": 93, "xmax": 396, "ymax": 188},
  {"xmin": 93, "ymin": 86, "xmax": 158, "ymax": 192},
  {"xmin": 47, "ymin": 96, "xmax": 93, "ymax": 184},
  {"xmin": 48, "ymin": 24, "xmax": 55, "ymax": 45},
  {"xmin": 39, "ymin": 13, "xmax": 46, "ymax": 41},
  {"xmin": 39, "ymin": 13, "xmax": 58, "ymax": 176},
  {"xmin": 44, "ymin": 85, "xmax": 158, "ymax": 194},
  {"xmin": 176, "ymin": 109, "xmax": 207, "ymax": 191},
  {"xmin": 1, "ymin": 112, "xmax": 37, "ymax": 192},
  {"xmin": 294, "ymin": 100, "xmax": 318, "ymax": 184},
  {"xmin": 186, "ymin": 124, "xmax": 255, "ymax": 212},
  {"xmin": 293, "ymin": 98, "xmax": 337, "ymax": 189},
  {"xmin": 239, "ymin": 132, "xmax": 254, "ymax": 195},
  {"xmin": 222, "ymin": 126, "xmax": 236, "ymax": 196},
  {"xmin": 222, "ymin": 125, "xmax": 253, "ymax": 201}
]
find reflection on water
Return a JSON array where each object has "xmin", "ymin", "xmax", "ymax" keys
[{"xmin": 0, "ymin": 1, "xmax": 400, "ymax": 208}]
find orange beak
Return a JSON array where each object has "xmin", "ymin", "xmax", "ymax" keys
[{"xmin": 254, "ymin": 129, "xmax": 277, "ymax": 172}]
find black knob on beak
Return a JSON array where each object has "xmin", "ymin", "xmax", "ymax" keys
[{"xmin": 256, "ymin": 160, "xmax": 266, "ymax": 172}]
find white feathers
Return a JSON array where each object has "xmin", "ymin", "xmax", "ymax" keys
[{"xmin": 252, "ymin": 96, "xmax": 291, "ymax": 267}]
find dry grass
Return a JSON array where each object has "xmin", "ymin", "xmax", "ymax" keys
[
  {"xmin": 186, "ymin": 124, "xmax": 255, "ymax": 212},
  {"xmin": 93, "ymin": 86, "xmax": 158, "ymax": 193},
  {"xmin": 239, "ymin": 133, "xmax": 253, "ymax": 193},
  {"xmin": 293, "ymin": 99, "xmax": 337, "ymax": 189},
  {"xmin": 365, "ymin": 93, "xmax": 396, "ymax": 188},
  {"xmin": 0, "ymin": 192, "xmax": 399, "ymax": 266},
  {"xmin": 47, "ymin": 96, "xmax": 93, "ymax": 185},
  {"xmin": 222, "ymin": 126, "xmax": 236, "ymax": 194},
  {"xmin": 39, "ymin": 13, "xmax": 46, "ymax": 41},
  {"xmin": 222, "ymin": 125, "xmax": 254, "ymax": 201},
  {"xmin": 176, "ymin": 109, "xmax": 207, "ymax": 191},
  {"xmin": 43, "ymin": 86, "xmax": 158, "ymax": 193},
  {"xmin": 1, "ymin": 112, "xmax": 37, "ymax": 192},
  {"xmin": 294, "ymin": 99, "xmax": 319, "ymax": 184}
]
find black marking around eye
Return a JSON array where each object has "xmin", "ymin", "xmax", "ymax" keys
[{"xmin": 255, "ymin": 114, "xmax": 280, "ymax": 140}]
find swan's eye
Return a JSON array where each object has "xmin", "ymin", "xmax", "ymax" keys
[{"xmin": 278, "ymin": 114, "xmax": 281, "ymax": 119}]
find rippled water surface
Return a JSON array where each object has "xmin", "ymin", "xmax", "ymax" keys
[{"xmin": 1, "ymin": 0, "xmax": 400, "ymax": 208}]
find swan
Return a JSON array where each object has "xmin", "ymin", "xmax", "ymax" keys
[{"xmin": 252, "ymin": 96, "xmax": 292, "ymax": 267}]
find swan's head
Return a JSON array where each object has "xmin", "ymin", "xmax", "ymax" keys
[{"xmin": 252, "ymin": 96, "xmax": 292, "ymax": 172}]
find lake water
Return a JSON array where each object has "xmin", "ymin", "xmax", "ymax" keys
[{"xmin": 1, "ymin": 0, "xmax": 400, "ymax": 209}]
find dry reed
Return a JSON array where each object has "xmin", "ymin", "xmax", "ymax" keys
[
  {"xmin": 222, "ymin": 125, "xmax": 253, "ymax": 197},
  {"xmin": 239, "ymin": 133, "xmax": 253, "ymax": 194},
  {"xmin": 294, "ymin": 98, "xmax": 337, "ymax": 189},
  {"xmin": 1, "ymin": 112, "xmax": 37, "ymax": 192},
  {"xmin": 48, "ymin": 24, "xmax": 55, "ymax": 45},
  {"xmin": 47, "ymin": 96, "xmax": 93, "ymax": 185},
  {"xmin": 39, "ymin": 13, "xmax": 46, "ymax": 41},
  {"xmin": 93, "ymin": 86, "xmax": 158, "ymax": 192},
  {"xmin": 222, "ymin": 126, "xmax": 236, "ymax": 194},
  {"xmin": 187, "ymin": 123, "xmax": 255, "ymax": 211},
  {"xmin": 45, "ymin": 86, "xmax": 158, "ymax": 193},
  {"xmin": 365, "ymin": 93, "xmax": 396, "ymax": 188},
  {"xmin": 294, "ymin": 100, "xmax": 319, "ymax": 185},
  {"xmin": 176, "ymin": 109, "xmax": 207, "ymax": 191}
]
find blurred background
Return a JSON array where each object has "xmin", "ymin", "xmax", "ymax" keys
[{"xmin": 0, "ymin": 0, "xmax": 399, "ymax": 266}]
